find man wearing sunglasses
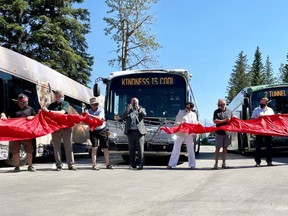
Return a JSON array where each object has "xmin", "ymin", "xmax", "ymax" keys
[
  {"xmin": 212, "ymin": 98, "xmax": 232, "ymax": 169},
  {"xmin": 167, "ymin": 102, "xmax": 198, "ymax": 169},
  {"xmin": 1, "ymin": 93, "xmax": 36, "ymax": 172}
]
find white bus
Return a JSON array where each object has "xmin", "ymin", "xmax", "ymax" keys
[
  {"xmin": 93, "ymin": 69, "xmax": 200, "ymax": 161},
  {"xmin": 227, "ymin": 84, "xmax": 288, "ymax": 154},
  {"xmin": 0, "ymin": 46, "xmax": 93, "ymax": 166}
]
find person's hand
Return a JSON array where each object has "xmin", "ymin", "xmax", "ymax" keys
[
  {"xmin": 226, "ymin": 117, "xmax": 231, "ymax": 122},
  {"xmin": 42, "ymin": 107, "xmax": 49, "ymax": 112},
  {"xmin": 1, "ymin": 113, "xmax": 7, "ymax": 121},
  {"xmin": 127, "ymin": 104, "xmax": 131, "ymax": 111},
  {"xmin": 27, "ymin": 116, "xmax": 34, "ymax": 120}
]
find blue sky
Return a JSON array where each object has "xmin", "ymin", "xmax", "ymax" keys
[{"xmin": 80, "ymin": 0, "xmax": 288, "ymax": 124}]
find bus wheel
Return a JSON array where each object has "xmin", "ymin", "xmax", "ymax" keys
[{"xmin": 4, "ymin": 147, "xmax": 27, "ymax": 167}]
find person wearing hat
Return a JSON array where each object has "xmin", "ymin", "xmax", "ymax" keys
[
  {"xmin": 167, "ymin": 102, "xmax": 198, "ymax": 169},
  {"xmin": 251, "ymin": 97, "xmax": 275, "ymax": 167},
  {"xmin": 86, "ymin": 97, "xmax": 113, "ymax": 170},
  {"xmin": 1, "ymin": 93, "xmax": 36, "ymax": 172},
  {"xmin": 42, "ymin": 90, "xmax": 77, "ymax": 171}
]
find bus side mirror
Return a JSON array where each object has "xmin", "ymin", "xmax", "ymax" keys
[
  {"xmin": 243, "ymin": 97, "xmax": 249, "ymax": 107},
  {"xmin": 93, "ymin": 83, "xmax": 100, "ymax": 97}
]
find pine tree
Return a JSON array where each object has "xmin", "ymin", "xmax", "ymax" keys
[
  {"xmin": 263, "ymin": 55, "xmax": 275, "ymax": 84},
  {"xmin": 104, "ymin": 0, "xmax": 160, "ymax": 71},
  {"xmin": 279, "ymin": 54, "xmax": 288, "ymax": 83},
  {"xmin": 0, "ymin": 0, "xmax": 29, "ymax": 53},
  {"xmin": 0, "ymin": 0, "xmax": 93, "ymax": 85},
  {"xmin": 226, "ymin": 51, "xmax": 250, "ymax": 103},
  {"xmin": 250, "ymin": 46, "xmax": 265, "ymax": 86}
]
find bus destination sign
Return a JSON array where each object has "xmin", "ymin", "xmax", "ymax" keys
[
  {"xmin": 121, "ymin": 77, "xmax": 174, "ymax": 86},
  {"xmin": 264, "ymin": 89, "xmax": 287, "ymax": 97}
]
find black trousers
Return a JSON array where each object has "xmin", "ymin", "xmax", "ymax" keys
[
  {"xmin": 127, "ymin": 130, "xmax": 145, "ymax": 167},
  {"xmin": 255, "ymin": 135, "xmax": 272, "ymax": 164}
]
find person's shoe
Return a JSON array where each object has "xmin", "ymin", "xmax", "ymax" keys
[
  {"xmin": 129, "ymin": 166, "xmax": 137, "ymax": 169},
  {"xmin": 92, "ymin": 165, "xmax": 100, "ymax": 170},
  {"xmin": 222, "ymin": 163, "xmax": 230, "ymax": 169},
  {"xmin": 68, "ymin": 166, "xmax": 77, "ymax": 171},
  {"xmin": 13, "ymin": 167, "xmax": 20, "ymax": 172},
  {"xmin": 212, "ymin": 164, "xmax": 218, "ymax": 170},
  {"xmin": 167, "ymin": 165, "xmax": 172, "ymax": 169},
  {"xmin": 56, "ymin": 167, "xmax": 62, "ymax": 171},
  {"xmin": 27, "ymin": 165, "xmax": 36, "ymax": 172},
  {"xmin": 267, "ymin": 162, "xmax": 274, "ymax": 166},
  {"xmin": 106, "ymin": 164, "xmax": 114, "ymax": 169},
  {"xmin": 137, "ymin": 165, "xmax": 143, "ymax": 170},
  {"xmin": 255, "ymin": 163, "xmax": 260, "ymax": 167},
  {"xmin": 190, "ymin": 167, "xmax": 196, "ymax": 170}
]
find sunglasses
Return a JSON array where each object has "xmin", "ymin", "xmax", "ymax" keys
[{"xmin": 218, "ymin": 104, "xmax": 225, "ymax": 107}]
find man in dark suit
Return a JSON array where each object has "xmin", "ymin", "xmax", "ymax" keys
[{"xmin": 123, "ymin": 97, "xmax": 147, "ymax": 170}]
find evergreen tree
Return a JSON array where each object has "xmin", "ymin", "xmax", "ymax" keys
[
  {"xmin": 226, "ymin": 51, "xmax": 250, "ymax": 103},
  {"xmin": 263, "ymin": 55, "xmax": 275, "ymax": 84},
  {"xmin": 279, "ymin": 54, "xmax": 288, "ymax": 83},
  {"xmin": 0, "ymin": 0, "xmax": 92, "ymax": 85},
  {"xmin": 250, "ymin": 46, "xmax": 265, "ymax": 86},
  {"xmin": 0, "ymin": 0, "xmax": 29, "ymax": 53},
  {"xmin": 104, "ymin": 0, "xmax": 160, "ymax": 71}
]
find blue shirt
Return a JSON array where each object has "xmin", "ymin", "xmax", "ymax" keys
[{"xmin": 88, "ymin": 107, "xmax": 106, "ymax": 130}]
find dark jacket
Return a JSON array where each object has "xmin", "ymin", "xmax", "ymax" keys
[{"xmin": 122, "ymin": 106, "xmax": 147, "ymax": 135}]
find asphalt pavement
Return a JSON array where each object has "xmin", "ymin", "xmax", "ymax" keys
[{"xmin": 0, "ymin": 146, "xmax": 288, "ymax": 216}]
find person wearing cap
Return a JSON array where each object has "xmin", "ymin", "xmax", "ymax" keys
[
  {"xmin": 1, "ymin": 94, "xmax": 36, "ymax": 172},
  {"xmin": 42, "ymin": 90, "xmax": 77, "ymax": 171},
  {"xmin": 251, "ymin": 97, "xmax": 275, "ymax": 167},
  {"xmin": 167, "ymin": 102, "xmax": 198, "ymax": 169},
  {"xmin": 123, "ymin": 97, "xmax": 147, "ymax": 170},
  {"xmin": 212, "ymin": 98, "xmax": 233, "ymax": 170},
  {"xmin": 86, "ymin": 97, "xmax": 113, "ymax": 170}
]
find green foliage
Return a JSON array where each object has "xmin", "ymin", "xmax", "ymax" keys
[
  {"xmin": 250, "ymin": 46, "xmax": 265, "ymax": 86},
  {"xmin": 279, "ymin": 54, "xmax": 288, "ymax": 83},
  {"xmin": 104, "ymin": 0, "xmax": 160, "ymax": 71},
  {"xmin": 226, "ymin": 51, "xmax": 250, "ymax": 103},
  {"xmin": 0, "ymin": 0, "xmax": 92, "ymax": 86},
  {"xmin": 0, "ymin": 0, "xmax": 29, "ymax": 52},
  {"xmin": 263, "ymin": 56, "xmax": 275, "ymax": 84}
]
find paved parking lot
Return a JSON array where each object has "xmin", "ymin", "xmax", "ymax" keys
[{"xmin": 1, "ymin": 146, "xmax": 288, "ymax": 216}]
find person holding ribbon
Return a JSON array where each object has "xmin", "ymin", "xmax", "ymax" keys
[{"xmin": 251, "ymin": 97, "xmax": 274, "ymax": 167}]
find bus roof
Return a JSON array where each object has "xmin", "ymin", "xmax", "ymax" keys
[
  {"xmin": 247, "ymin": 83, "xmax": 288, "ymax": 93},
  {"xmin": 107, "ymin": 69, "xmax": 192, "ymax": 80},
  {"xmin": 0, "ymin": 46, "xmax": 93, "ymax": 103}
]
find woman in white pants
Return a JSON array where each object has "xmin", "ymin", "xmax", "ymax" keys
[{"xmin": 167, "ymin": 102, "xmax": 198, "ymax": 169}]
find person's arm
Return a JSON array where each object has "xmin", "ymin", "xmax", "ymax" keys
[{"xmin": 138, "ymin": 107, "xmax": 146, "ymax": 117}]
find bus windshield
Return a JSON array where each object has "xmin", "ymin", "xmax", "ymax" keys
[
  {"xmin": 106, "ymin": 73, "xmax": 187, "ymax": 120},
  {"xmin": 251, "ymin": 87, "xmax": 288, "ymax": 114}
]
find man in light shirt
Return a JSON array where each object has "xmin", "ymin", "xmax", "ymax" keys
[
  {"xmin": 251, "ymin": 97, "xmax": 274, "ymax": 167},
  {"xmin": 86, "ymin": 97, "xmax": 113, "ymax": 170}
]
